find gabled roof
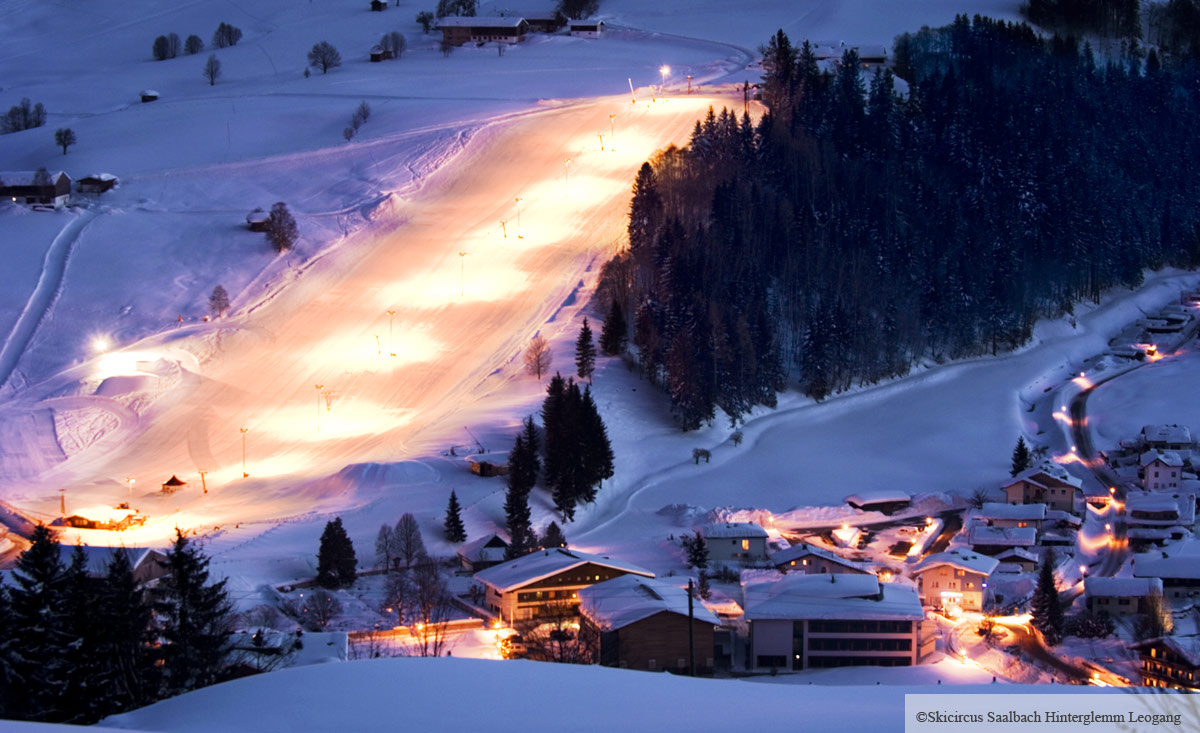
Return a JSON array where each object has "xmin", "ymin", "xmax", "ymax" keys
[
  {"xmin": 743, "ymin": 573, "xmax": 923, "ymax": 622},
  {"xmin": 1134, "ymin": 551, "xmax": 1200, "ymax": 580},
  {"xmin": 702, "ymin": 522, "xmax": 767, "ymax": 539},
  {"xmin": 474, "ymin": 548, "xmax": 652, "ymax": 592},
  {"xmin": 0, "ymin": 171, "xmax": 68, "ymax": 186},
  {"xmin": 163, "ymin": 475, "xmax": 187, "ymax": 486},
  {"xmin": 769, "ymin": 542, "xmax": 872, "ymax": 572},
  {"xmin": 457, "ymin": 532, "xmax": 508, "ymax": 562},
  {"xmin": 977, "ymin": 502, "xmax": 1046, "ymax": 521},
  {"xmin": 1004, "ymin": 462, "xmax": 1082, "ymax": 490},
  {"xmin": 1142, "ymin": 424, "xmax": 1191, "ymax": 444},
  {"xmin": 54, "ymin": 545, "xmax": 162, "ymax": 576},
  {"xmin": 844, "ymin": 491, "xmax": 911, "ymax": 507},
  {"xmin": 1084, "ymin": 577, "xmax": 1162, "ymax": 598},
  {"xmin": 967, "ymin": 526, "xmax": 1037, "ymax": 547},
  {"xmin": 579, "ymin": 575, "xmax": 719, "ymax": 631},
  {"xmin": 912, "ymin": 549, "xmax": 999, "ymax": 576},
  {"xmin": 438, "ymin": 16, "xmax": 527, "ymax": 28},
  {"xmin": 1141, "ymin": 450, "xmax": 1185, "ymax": 468},
  {"xmin": 995, "ymin": 547, "xmax": 1039, "ymax": 563}
]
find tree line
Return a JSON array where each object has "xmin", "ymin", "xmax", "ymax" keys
[
  {"xmin": 599, "ymin": 18, "xmax": 1200, "ymax": 429},
  {"xmin": 0, "ymin": 527, "xmax": 232, "ymax": 724}
]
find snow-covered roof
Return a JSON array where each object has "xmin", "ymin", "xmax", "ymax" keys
[
  {"xmin": 1134, "ymin": 551, "xmax": 1200, "ymax": 580},
  {"xmin": 568, "ymin": 18, "xmax": 604, "ymax": 27},
  {"xmin": 1141, "ymin": 450, "xmax": 1184, "ymax": 468},
  {"xmin": 163, "ymin": 475, "xmax": 187, "ymax": 486},
  {"xmin": 54, "ymin": 545, "xmax": 161, "ymax": 575},
  {"xmin": 995, "ymin": 547, "xmax": 1039, "ymax": 563},
  {"xmin": 0, "ymin": 170, "xmax": 68, "ymax": 186},
  {"xmin": 1006, "ymin": 462, "xmax": 1083, "ymax": 489},
  {"xmin": 1127, "ymin": 528, "xmax": 1177, "ymax": 539},
  {"xmin": 844, "ymin": 491, "xmax": 911, "ymax": 507},
  {"xmin": 1084, "ymin": 577, "xmax": 1162, "ymax": 598},
  {"xmin": 743, "ymin": 573, "xmax": 923, "ymax": 622},
  {"xmin": 140, "ymin": 89, "xmax": 158, "ymax": 96},
  {"xmin": 439, "ymin": 16, "xmax": 526, "ymax": 28},
  {"xmin": 1140, "ymin": 635, "xmax": 1200, "ymax": 667},
  {"xmin": 852, "ymin": 44, "xmax": 887, "ymax": 59},
  {"xmin": 473, "ymin": 548, "xmax": 653, "ymax": 592},
  {"xmin": 968, "ymin": 525, "xmax": 1037, "ymax": 547},
  {"xmin": 769, "ymin": 542, "xmax": 872, "ymax": 572},
  {"xmin": 578, "ymin": 575, "xmax": 720, "ymax": 631},
  {"xmin": 80, "ymin": 172, "xmax": 118, "ymax": 182},
  {"xmin": 246, "ymin": 210, "xmax": 270, "ymax": 223},
  {"xmin": 703, "ymin": 521, "xmax": 767, "ymax": 539},
  {"xmin": 1126, "ymin": 491, "xmax": 1195, "ymax": 525},
  {"xmin": 912, "ymin": 549, "xmax": 999, "ymax": 577},
  {"xmin": 499, "ymin": 10, "xmax": 561, "ymax": 21},
  {"xmin": 977, "ymin": 502, "xmax": 1046, "ymax": 521},
  {"xmin": 1046, "ymin": 510, "xmax": 1081, "ymax": 526},
  {"xmin": 1143, "ymin": 424, "xmax": 1191, "ymax": 445},
  {"xmin": 457, "ymin": 532, "xmax": 508, "ymax": 562},
  {"xmin": 464, "ymin": 452, "xmax": 508, "ymax": 465},
  {"xmin": 994, "ymin": 563, "xmax": 1023, "ymax": 574}
]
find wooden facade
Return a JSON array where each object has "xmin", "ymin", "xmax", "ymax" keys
[
  {"xmin": 1138, "ymin": 640, "xmax": 1200, "ymax": 689},
  {"xmin": 585, "ymin": 610, "xmax": 715, "ymax": 673},
  {"xmin": 485, "ymin": 561, "xmax": 645, "ymax": 621}
]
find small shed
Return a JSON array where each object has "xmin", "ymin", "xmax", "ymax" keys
[
  {"xmin": 466, "ymin": 453, "xmax": 509, "ymax": 477},
  {"xmin": 140, "ymin": 90, "xmax": 159, "ymax": 103},
  {"xmin": 370, "ymin": 45, "xmax": 387, "ymax": 62},
  {"xmin": 246, "ymin": 208, "xmax": 270, "ymax": 232},
  {"xmin": 77, "ymin": 174, "xmax": 118, "ymax": 194},
  {"xmin": 161, "ymin": 475, "xmax": 187, "ymax": 494},
  {"xmin": 370, "ymin": 0, "xmax": 386, "ymax": 9},
  {"xmin": 457, "ymin": 532, "xmax": 509, "ymax": 572},
  {"xmin": 845, "ymin": 491, "xmax": 912, "ymax": 515},
  {"xmin": 568, "ymin": 19, "xmax": 604, "ymax": 38}
]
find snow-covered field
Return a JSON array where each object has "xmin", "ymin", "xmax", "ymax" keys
[{"xmin": 6, "ymin": 0, "xmax": 1200, "ymax": 724}]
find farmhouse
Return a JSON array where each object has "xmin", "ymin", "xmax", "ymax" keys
[
  {"xmin": 502, "ymin": 10, "xmax": 565, "ymax": 33},
  {"xmin": 0, "ymin": 170, "xmax": 71, "ymax": 207},
  {"xmin": 578, "ymin": 575, "xmax": 719, "ymax": 674},
  {"xmin": 1140, "ymin": 451, "xmax": 1184, "ymax": 491},
  {"xmin": 743, "ymin": 573, "xmax": 930, "ymax": 670},
  {"xmin": 439, "ymin": 16, "xmax": 529, "ymax": 46},
  {"xmin": 1084, "ymin": 577, "xmax": 1163, "ymax": 617},
  {"xmin": 702, "ymin": 522, "xmax": 769, "ymax": 565},
  {"xmin": 474, "ymin": 548, "xmax": 653, "ymax": 622},
  {"xmin": 1001, "ymin": 463, "xmax": 1082, "ymax": 513},
  {"xmin": 1134, "ymin": 551, "xmax": 1200, "ymax": 601},
  {"xmin": 911, "ymin": 549, "xmax": 998, "ymax": 613},
  {"xmin": 770, "ymin": 542, "xmax": 873, "ymax": 575},
  {"xmin": 1142, "ymin": 425, "xmax": 1192, "ymax": 453}
]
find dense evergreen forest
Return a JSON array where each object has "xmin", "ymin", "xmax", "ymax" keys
[{"xmin": 599, "ymin": 16, "xmax": 1200, "ymax": 430}]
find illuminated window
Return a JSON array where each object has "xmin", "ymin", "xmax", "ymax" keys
[
  {"xmin": 742, "ymin": 539, "xmax": 750, "ymax": 551},
  {"xmin": 801, "ymin": 559, "xmax": 808, "ymax": 566},
  {"xmin": 957, "ymin": 570, "xmax": 965, "ymax": 577}
]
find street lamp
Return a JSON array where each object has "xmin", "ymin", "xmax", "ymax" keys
[
  {"xmin": 608, "ymin": 113, "xmax": 616, "ymax": 145},
  {"xmin": 458, "ymin": 251, "xmax": 468, "ymax": 296},
  {"xmin": 125, "ymin": 476, "xmax": 135, "ymax": 501},
  {"xmin": 314, "ymin": 384, "xmax": 324, "ymax": 432},
  {"xmin": 240, "ymin": 427, "xmax": 249, "ymax": 478},
  {"xmin": 386, "ymin": 309, "xmax": 396, "ymax": 356},
  {"xmin": 515, "ymin": 197, "xmax": 523, "ymax": 239},
  {"xmin": 659, "ymin": 65, "xmax": 670, "ymax": 93},
  {"xmin": 563, "ymin": 158, "xmax": 571, "ymax": 197}
]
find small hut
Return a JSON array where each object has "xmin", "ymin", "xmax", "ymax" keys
[
  {"xmin": 370, "ymin": 45, "xmax": 386, "ymax": 62},
  {"xmin": 370, "ymin": 0, "xmax": 386, "ymax": 9},
  {"xmin": 140, "ymin": 90, "xmax": 159, "ymax": 103},
  {"xmin": 78, "ymin": 174, "xmax": 118, "ymax": 194},
  {"xmin": 466, "ymin": 453, "xmax": 509, "ymax": 477},
  {"xmin": 246, "ymin": 208, "xmax": 270, "ymax": 232},
  {"xmin": 161, "ymin": 475, "xmax": 187, "ymax": 494}
]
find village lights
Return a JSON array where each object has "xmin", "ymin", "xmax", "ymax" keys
[
  {"xmin": 659, "ymin": 65, "xmax": 670, "ymax": 92},
  {"xmin": 92, "ymin": 337, "xmax": 109, "ymax": 352},
  {"xmin": 386, "ymin": 309, "xmax": 396, "ymax": 356},
  {"xmin": 608, "ymin": 113, "xmax": 616, "ymax": 143},
  {"xmin": 458, "ymin": 251, "xmax": 468, "ymax": 296},
  {"xmin": 563, "ymin": 158, "xmax": 571, "ymax": 196},
  {"xmin": 514, "ymin": 197, "xmax": 523, "ymax": 238},
  {"xmin": 314, "ymin": 384, "xmax": 324, "ymax": 432},
  {"xmin": 125, "ymin": 476, "xmax": 135, "ymax": 500}
]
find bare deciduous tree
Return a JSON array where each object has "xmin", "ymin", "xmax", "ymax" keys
[
  {"xmin": 393, "ymin": 513, "xmax": 427, "ymax": 569},
  {"xmin": 308, "ymin": 41, "xmax": 342, "ymax": 74},
  {"xmin": 524, "ymin": 335, "xmax": 552, "ymax": 379},
  {"xmin": 203, "ymin": 54, "xmax": 222, "ymax": 86}
]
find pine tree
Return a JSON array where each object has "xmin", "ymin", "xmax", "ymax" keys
[
  {"xmin": 266, "ymin": 202, "xmax": 298, "ymax": 252},
  {"xmin": 599, "ymin": 299, "xmax": 628, "ymax": 355},
  {"xmin": 578, "ymin": 386, "xmax": 613, "ymax": 504},
  {"xmin": 317, "ymin": 517, "xmax": 357, "ymax": 588},
  {"xmin": 541, "ymin": 521, "xmax": 567, "ymax": 549},
  {"xmin": 99, "ymin": 549, "xmax": 157, "ymax": 716},
  {"xmin": 503, "ymin": 479, "xmax": 535, "ymax": 560},
  {"xmin": 541, "ymin": 373, "xmax": 568, "ymax": 492},
  {"xmin": 1030, "ymin": 549, "xmax": 1063, "ymax": 645},
  {"xmin": 208, "ymin": 285, "xmax": 230, "ymax": 317},
  {"xmin": 697, "ymin": 569, "xmax": 711, "ymax": 600},
  {"xmin": 0, "ymin": 585, "xmax": 20, "ymax": 718},
  {"xmin": 156, "ymin": 529, "xmax": 233, "ymax": 697},
  {"xmin": 575, "ymin": 318, "xmax": 597, "ymax": 383},
  {"xmin": 8, "ymin": 525, "xmax": 71, "ymax": 721},
  {"xmin": 681, "ymin": 531, "xmax": 708, "ymax": 569},
  {"xmin": 1011, "ymin": 436, "xmax": 1032, "ymax": 476},
  {"xmin": 444, "ymin": 490, "xmax": 466, "ymax": 543},
  {"xmin": 505, "ymin": 419, "xmax": 539, "ymax": 558},
  {"xmin": 628, "ymin": 163, "xmax": 663, "ymax": 258},
  {"xmin": 61, "ymin": 544, "xmax": 109, "ymax": 723}
]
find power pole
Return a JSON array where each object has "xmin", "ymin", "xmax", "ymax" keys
[{"xmin": 687, "ymin": 577, "xmax": 696, "ymax": 676}]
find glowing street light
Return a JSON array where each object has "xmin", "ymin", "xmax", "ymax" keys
[
  {"xmin": 515, "ymin": 197, "xmax": 523, "ymax": 239},
  {"xmin": 458, "ymin": 251, "xmax": 468, "ymax": 296},
  {"xmin": 314, "ymin": 384, "xmax": 324, "ymax": 432},
  {"xmin": 240, "ymin": 427, "xmax": 249, "ymax": 478},
  {"xmin": 386, "ymin": 309, "xmax": 397, "ymax": 356},
  {"xmin": 500, "ymin": 219, "xmax": 508, "ymax": 239},
  {"xmin": 608, "ymin": 113, "xmax": 616, "ymax": 143},
  {"xmin": 659, "ymin": 65, "xmax": 670, "ymax": 92},
  {"xmin": 125, "ymin": 476, "xmax": 135, "ymax": 501},
  {"xmin": 563, "ymin": 158, "xmax": 571, "ymax": 197},
  {"xmin": 92, "ymin": 337, "xmax": 109, "ymax": 352}
]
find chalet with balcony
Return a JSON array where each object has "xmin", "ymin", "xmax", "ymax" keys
[
  {"xmin": 439, "ymin": 16, "xmax": 529, "ymax": 46},
  {"xmin": 911, "ymin": 549, "xmax": 998, "ymax": 613},
  {"xmin": 770, "ymin": 542, "xmax": 873, "ymax": 575},
  {"xmin": 1085, "ymin": 577, "xmax": 1164, "ymax": 617},
  {"xmin": 702, "ymin": 522, "xmax": 769, "ymax": 566},
  {"xmin": 474, "ymin": 548, "xmax": 653, "ymax": 623},
  {"xmin": 578, "ymin": 575, "xmax": 719, "ymax": 674},
  {"xmin": 1001, "ymin": 463, "xmax": 1082, "ymax": 513},
  {"xmin": 743, "ymin": 573, "xmax": 930, "ymax": 670}
]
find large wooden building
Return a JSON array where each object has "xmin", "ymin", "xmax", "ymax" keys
[
  {"xmin": 438, "ymin": 16, "xmax": 529, "ymax": 46},
  {"xmin": 579, "ymin": 575, "xmax": 720, "ymax": 673},
  {"xmin": 1001, "ymin": 463, "xmax": 1082, "ymax": 513},
  {"xmin": 474, "ymin": 548, "xmax": 653, "ymax": 622},
  {"xmin": 1, "ymin": 170, "xmax": 71, "ymax": 207}
]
